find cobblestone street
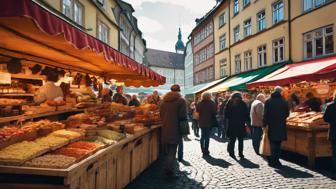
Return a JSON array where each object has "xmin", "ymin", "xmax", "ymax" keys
[{"xmin": 126, "ymin": 134, "xmax": 336, "ymax": 189}]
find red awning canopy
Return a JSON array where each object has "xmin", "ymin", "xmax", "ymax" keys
[
  {"xmin": 247, "ymin": 56, "xmax": 336, "ymax": 88},
  {"xmin": 0, "ymin": 0, "xmax": 165, "ymax": 87}
]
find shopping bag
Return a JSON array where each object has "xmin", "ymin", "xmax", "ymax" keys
[
  {"xmin": 179, "ymin": 120, "xmax": 190, "ymax": 135},
  {"xmin": 192, "ymin": 112, "xmax": 199, "ymax": 120},
  {"xmin": 259, "ymin": 128, "xmax": 271, "ymax": 156}
]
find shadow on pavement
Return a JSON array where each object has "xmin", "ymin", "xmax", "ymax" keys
[
  {"xmin": 179, "ymin": 159, "xmax": 191, "ymax": 166},
  {"xmin": 237, "ymin": 158, "xmax": 260, "ymax": 169},
  {"xmin": 125, "ymin": 158, "xmax": 204, "ymax": 189},
  {"xmin": 275, "ymin": 165, "xmax": 314, "ymax": 178},
  {"xmin": 203, "ymin": 155, "xmax": 231, "ymax": 168}
]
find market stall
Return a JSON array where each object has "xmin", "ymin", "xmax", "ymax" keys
[
  {"xmin": 247, "ymin": 56, "xmax": 336, "ymax": 168},
  {"xmin": 0, "ymin": 0, "xmax": 165, "ymax": 188}
]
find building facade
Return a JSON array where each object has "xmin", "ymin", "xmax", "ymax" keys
[
  {"xmin": 207, "ymin": 0, "xmax": 336, "ymax": 80},
  {"xmin": 145, "ymin": 49, "xmax": 185, "ymax": 91},
  {"xmin": 191, "ymin": 7, "xmax": 216, "ymax": 85},
  {"xmin": 184, "ymin": 40, "xmax": 194, "ymax": 89},
  {"xmin": 113, "ymin": 0, "xmax": 147, "ymax": 63},
  {"xmin": 38, "ymin": 0, "xmax": 147, "ymax": 64},
  {"xmin": 40, "ymin": 0, "xmax": 120, "ymax": 49}
]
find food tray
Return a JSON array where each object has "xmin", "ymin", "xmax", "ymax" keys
[{"xmin": 0, "ymin": 148, "xmax": 49, "ymax": 166}]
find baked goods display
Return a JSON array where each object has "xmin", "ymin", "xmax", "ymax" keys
[
  {"xmin": 0, "ymin": 98, "xmax": 26, "ymax": 106},
  {"xmin": 287, "ymin": 112, "xmax": 328, "ymax": 127},
  {"xmin": 24, "ymin": 154, "xmax": 76, "ymax": 169},
  {"xmin": 0, "ymin": 102, "xmax": 160, "ymax": 168}
]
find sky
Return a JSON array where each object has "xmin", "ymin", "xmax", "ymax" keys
[{"xmin": 124, "ymin": 0, "xmax": 217, "ymax": 52}]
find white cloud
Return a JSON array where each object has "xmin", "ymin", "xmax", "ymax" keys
[
  {"xmin": 137, "ymin": 16, "xmax": 163, "ymax": 34},
  {"xmin": 144, "ymin": 36, "xmax": 175, "ymax": 52},
  {"xmin": 125, "ymin": 0, "xmax": 215, "ymax": 14}
]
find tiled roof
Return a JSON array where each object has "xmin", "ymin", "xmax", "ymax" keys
[{"xmin": 145, "ymin": 48, "xmax": 184, "ymax": 69}]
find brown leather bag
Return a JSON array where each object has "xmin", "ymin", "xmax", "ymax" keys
[{"xmin": 192, "ymin": 112, "xmax": 199, "ymax": 120}]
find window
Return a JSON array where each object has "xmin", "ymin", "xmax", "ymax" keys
[
  {"xmin": 258, "ymin": 45, "xmax": 267, "ymax": 67},
  {"xmin": 315, "ymin": 0, "xmax": 325, "ymax": 7},
  {"xmin": 98, "ymin": 21, "xmax": 109, "ymax": 43},
  {"xmin": 207, "ymin": 44, "xmax": 214, "ymax": 59},
  {"xmin": 235, "ymin": 54, "xmax": 241, "ymax": 73},
  {"xmin": 273, "ymin": 38, "xmax": 284, "ymax": 63},
  {"xmin": 220, "ymin": 59, "xmax": 227, "ymax": 78},
  {"xmin": 74, "ymin": 1, "xmax": 83, "ymax": 25},
  {"xmin": 243, "ymin": 0, "xmax": 250, "ymax": 7},
  {"xmin": 219, "ymin": 34, "xmax": 226, "ymax": 51},
  {"xmin": 193, "ymin": 22, "xmax": 213, "ymax": 46},
  {"xmin": 273, "ymin": 1, "xmax": 284, "ymax": 25},
  {"xmin": 219, "ymin": 13, "xmax": 226, "ymax": 28},
  {"xmin": 244, "ymin": 51, "xmax": 252, "ymax": 71},
  {"xmin": 97, "ymin": 0, "xmax": 105, "ymax": 6},
  {"xmin": 257, "ymin": 10, "xmax": 266, "ymax": 32},
  {"xmin": 62, "ymin": 0, "xmax": 72, "ymax": 18},
  {"xmin": 304, "ymin": 25, "xmax": 334, "ymax": 59},
  {"xmin": 234, "ymin": 0, "xmax": 239, "ymax": 15},
  {"xmin": 244, "ymin": 19, "xmax": 252, "ymax": 37},
  {"xmin": 303, "ymin": 0, "xmax": 313, "ymax": 11},
  {"xmin": 234, "ymin": 25, "xmax": 240, "ymax": 43},
  {"xmin": 303, "ymin": 0, "xmax": 329, "ymax": 12},
  {"xmin": 62, "ymin": 0, "xmax": 84, "ymax": 26}
]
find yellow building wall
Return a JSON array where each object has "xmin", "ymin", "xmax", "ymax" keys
[
  {"xmin": 229, "ymin": 0, "xmax": 289, "ymax": 74},
  {"xmin": 230, "ymin": 23, "xmax": 289, "ymax": 74},
  {"xmin": 290, "ymin": 2, "xmax": 336, "ymax": 62},
  {"xmin": 213, "ymin": 1, "xmax": 230, "ymax": 80},
  {"xmin": 41, "ymin": 0, "xmax": 119, "ymax": 49}
]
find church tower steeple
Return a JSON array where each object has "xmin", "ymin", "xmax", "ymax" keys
[{"xmin": 175, "ymin": 27, "xmax": 185, "ymax": 54}]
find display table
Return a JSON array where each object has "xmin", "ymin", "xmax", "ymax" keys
[
  {"xmin": 0, "ymin": 125, "xmax": 161, "ymax": 189},
  {"xmin": 281, "ymin": 124, "xmax": 332, "ymax": 168}
]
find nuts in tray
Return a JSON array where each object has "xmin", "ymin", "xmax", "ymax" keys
[{"xmin": 24, "ymin": 154, "xmax": 76, "ymax": 169}]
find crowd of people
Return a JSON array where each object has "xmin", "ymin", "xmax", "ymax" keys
[{"xmin": 158, "ymin": 84, "xmax": 336, "ymax": 179}]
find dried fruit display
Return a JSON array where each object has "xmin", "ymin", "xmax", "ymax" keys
[
  {"xmin": 66, "ymin": 141, "xmax": 102, "ymax": 151},
  {"xmin": 54, "ymin": 147, "xmax": 90, "ymax": 159}
]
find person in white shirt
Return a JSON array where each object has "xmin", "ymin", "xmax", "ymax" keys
[
  {"xmin": 250, "ymin": 93, "xmax": 266, "ymax": 155},
  {"xmin": 34, "ymin": 72, "xmax": 63, "ymax": 104}
]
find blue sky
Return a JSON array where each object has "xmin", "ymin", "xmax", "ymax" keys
[{"xmin": 124, "ymin": 0, "xmax": 217, "ymax": 52}]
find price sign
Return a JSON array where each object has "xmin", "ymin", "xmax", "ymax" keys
[{"xmin": 0, "ymin": 72, "xmax": 11, "ymax": 84}]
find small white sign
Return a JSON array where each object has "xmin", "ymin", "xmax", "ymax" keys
[{"xmin": 0, "ymin": 72, "xmax": 11, "ymax": 84}]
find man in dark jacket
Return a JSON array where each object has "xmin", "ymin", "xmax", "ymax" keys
[
  {"xmin": 112, "ymin": 86, "xmax": 128, "ymax": 105},
  {"xmin": 196, "ymin": 92, "xmax": 217, "ymax": 157},
  {"xmin": 263, "ymin": 86, "xmax": 289, "ymax": 167},
  {"xmin": 323, "ymin": 91, "xmax": 336, "ymax": 178},
  {"xmin": 160, "ymin": 84, "xmax": 187, "ymax": 177},
  {"xmin": 128, "ymin": 95, "xmax": 140, "ymax": 107},
  {"xmin": 225, "ymin": 92, "xmax": 250, "ymax": 159}
]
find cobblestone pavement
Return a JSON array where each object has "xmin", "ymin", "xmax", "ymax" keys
[{"xmin": 126, "ymin": 134, "xmax": 336, "ymax": 189}]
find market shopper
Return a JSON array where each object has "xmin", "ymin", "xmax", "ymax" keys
[
  {"xmin": 250, "ymin": 93, "xmax": 266, "ymax": 155},
  {"xmin": 323, "ymin": 91, "xmax": 336, "ymax": 179},
  {"xmin": 225, "ymin": 92, "xmax": 250, "ymax": 159},
  {"xmin": 160, "ymin": 84, "xmax": 187, "ymax": 177},
  {"xmin": 190, "ymin": 101, "xmax": 200, "ymax": 137},
  {"xmin": 112, "ymin": 86, "xmax": 128, "ymax": 105},
  {"xmin": 34, "ymin": 71, "xmax": 63, "ymax": 104},
  {"xmin": 264, "ymin": 86, "xmax": 290, "ymax": 167},
  {"xmin": 196, "ymin": 92, "xmax": 217, "ymax": 157},
  {"xmin": 129, "ymin": 95, "xmax": 140, "ymax": 107},
  {"xmin": 147, "ymin": 90, "xmax": 161, "ymax": 105},
  {"xmin": 304, "ymin": 92, "xmax": 322, "ymax": 112}
]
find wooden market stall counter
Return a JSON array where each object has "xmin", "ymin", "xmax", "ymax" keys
[
  {"xmin": 0, "ymin": 125, "xmax": 161, "ymax": 189},
  {"xmin": 281, "ymin": 124, "xmax": 332, "ymax": 168}
]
